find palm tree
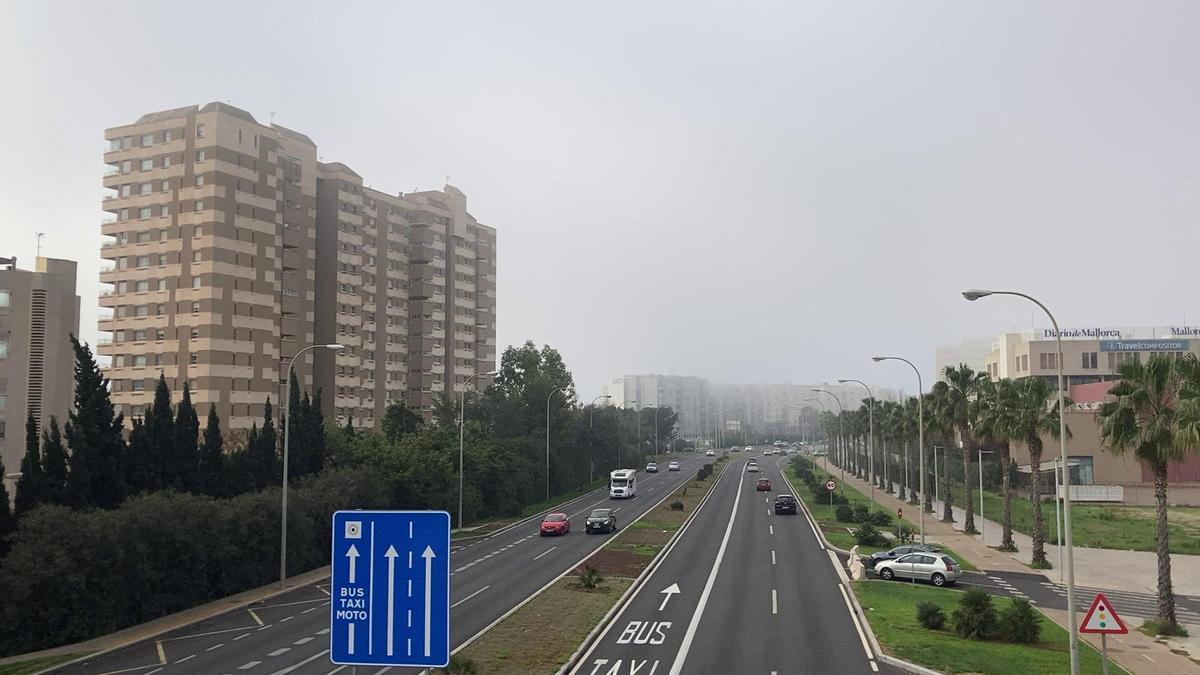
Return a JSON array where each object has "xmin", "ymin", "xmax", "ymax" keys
[
  {"xmin": 1099, "ymin": 353, "xmax": 1200, "ymax": 635},
  {"xmin": 1008, "ymin": 376, "xmax": 1067, "ymax": 568},
  {"xmin": 976, "ymin": 378, "xmax": 1019, "ymax": 551},
  {"xmin": 880, "ymin": 400, "xmax": 900, "ymax": 496},
  {"xmin": 932, "ymin": 364, "xmax": 988, "ymax": 534},
  {"xmin": 924, "ymin": 385, "xmax": 956, "ymax": 520}
]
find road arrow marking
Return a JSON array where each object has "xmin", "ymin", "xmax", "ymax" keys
[
  {"xmin": 659, "ymin": 583, "xmax": 681, "ymax": 611},
  {"xmin": 422, "ymin": 545, "xmax": 436, "ymax": 657},
  {"xmin": 346, "ymin": 544, "xmax": 360, "ymax": 583},
  {"xmin": 385, "ymin": 545, "xmax": 399, "ymax": 656}
]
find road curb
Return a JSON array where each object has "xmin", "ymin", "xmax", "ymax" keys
[
  {"xmin": 778, "ymin": 456, "xmax": 852, "ymax": 556},
  {"xmin": 557, "ymin": 459, "xmax": 734, "ymax": 675}
]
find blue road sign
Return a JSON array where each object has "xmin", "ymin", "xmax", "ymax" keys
[{"xmin": 330, "ymin": 510, "xmax": 451, "ymax": 667}]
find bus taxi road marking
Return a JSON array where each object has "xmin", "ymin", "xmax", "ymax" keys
[
  {"xmin": 155, "ymin": 641, "xmax": 166, "ymax": 664},
  {"xmin": 451, "ymin": 585, "xmax": 492, "ymax": 608},
  {"xmin": 533, "ymin": 546, "xmax": 558, "ymax": 561},
  {"xmin": 248, "ymin": 609, "xmax": 264, "ymax": 626}
]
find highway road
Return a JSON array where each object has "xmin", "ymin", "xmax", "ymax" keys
[
  {"xmin": 571, "ymin": 453, "xmax": 897, "ymax": 675},
  {"xmin": 52, "ymin": 454, "xmax": 710, "ymax": 675}
]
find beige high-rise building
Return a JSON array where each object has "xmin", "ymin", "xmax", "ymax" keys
[
  {"xmin": 100, "ymin": 103, "xmax": 497, "ymax": 432},
  {"xmin": 0, "ymin": 256, "xmax": 80, "ymax": 481}
]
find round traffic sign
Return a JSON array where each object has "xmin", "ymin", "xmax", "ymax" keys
[
  {"xmin": 897, "ymin": 507, "xmax": 904, "ymax": 519},
  {"xmin": 825, "ymin": 479, "xmax": 837, "ymax": 492}
]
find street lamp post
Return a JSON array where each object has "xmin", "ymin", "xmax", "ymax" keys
[
  {"xmin": 979, "ymin": 449, "xmax": 993, "ymax": 543},
  {"xmin": 588, "ymin": 395, "xmax": 612, "ymax": 481},
  {"xmin": 839, "ymin": 379, "xmax": 876, "ymax": 512},
  {"xmin": 458, "ymin": 370, "xmax": 499, "ymax": 532},
  {"xmin": 813, "ymin": 389, "xmax": 844, "ymax": 486},
  {"xmin": 281, "ymin": 342, "xmax": 344, "ymax": 589},
  {"xmin": 873, "ymin": 356, "xmax": 925, "ymax": 546},
  {"xmin": 805, "ymin": 398, "xmax": 830, "ymax": 473},
  {"xmin": 963, "ymin": 288, "xmax": 1079, "ymax": 675},
  {"xmin": 546, "ymin": 387, "xmax": 568, "ymax": 500}
]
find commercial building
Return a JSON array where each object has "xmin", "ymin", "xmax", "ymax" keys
[
  {"xmin": 982, "ymin": 328, "xmax": 1199, "ymax": 389},
  {"xmin": 0, "ymin": 256, "xmax": 80, "ymax": 483},
  {"xmin": 100, "ymin": 103, "xmax": 496, "ymax": 433}
]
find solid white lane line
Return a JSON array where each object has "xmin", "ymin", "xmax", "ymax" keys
[
  {"xmin": 533, "ymin": 546, "xmax": 557, "ymax": 561},
  {"xmin": 772, "ymin": 589, "xmax": 778, "ymax": 615},
  {"xmin": 451, "ymin": 585, "xmax": 491, "ymax": 608},
  {"xmin": 270, "ymin": 649, "xmax": 331, "ymax": 675},
  {"xmin": 237, "ymin": 661, "xmax": 261, "ymax": 670},
  {"xmin": 234, "ymin": 633, "xmax": 251, "ymax": 641},
  {"xmin": 268, "ymin": 648, "xmax": 290, "ymax": 656},
  {"xmin": 316, "ymin": 628, "xmax": 330, "ymax": 635},
  {"xmin": 837, "ymin": 584, "xmax": 875, "ymax": 660},
  {"xmin": 176, "ymin": 655, "xmax": 196, "ymax": 664},
  {"xmin": 279, "ymin": 616, "xmax": 293, "ymax": 622},
  {"xmin": 870, "ymin": 662, "xmax": 879, "ymax": 672},
  {"xmin": 207, "ymin": 643, "xmax": 225, "ymax": 651},
  {"xmin": 302, "ymin": 607, "xmax": 318, "ymax": 614},
  {"xmin": 326, "ymin": 667, "xmax": 347, "ymax": 674},
  {"xmin": 145, "ymin": 669, "xmax": 162, "ymax": 675},
  {"xmin": 668, "ymin": 465, "xmax": 746, "ymax": 675},
  {"xmin": 769, "ymin": 525, "xmax": 774, "ymax": 535},
  {"xmin": 771, "ymin": 550, "xmax": 776, "ymax": 565},
  {"xmin": 294, "ymin": 637, "xmax": 314, "ymax": 645}
]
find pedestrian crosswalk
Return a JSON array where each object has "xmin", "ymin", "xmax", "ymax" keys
[
  {"xmin": 1037, "ymin": 581, "xmax": 1200, "ymax": 624},
  {"xmin": 987, "ymin": 576, "xmax": 1033, "ymax": 603}
]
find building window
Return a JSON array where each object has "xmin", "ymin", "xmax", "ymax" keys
[
  {"xmin": 191, "ymin": 328, "xmax": 199, "ymax": 339},
  {"xmin": 136, "ymin": 230, "xmax": 152, "ymax": 243},
  {"xmin": 155, "ymin": 328, "xmax": 165, "ymax": 340},
  {"xmin": 160, "ymin": 205, "xmax": 169, "ymax": 217},
  {"xmin": 193, "ymin": 251, "xmax": 202, "ymax": 263},
  {"xmin": 139, "ymin": 182, "xmax": 152, "ymax": 195},
  {"xmin": 135, "ymin": 280, "xmax": 149, "ymax": 292},
  {"xmin": 141, "ymin": 134, "xmax": 153, "ymax": 146},
  {"xmin": 196, "ymin": 149, "xmax": 206, "ymax": 161},
  {"xmin": 133, "ymin": 329, "xmax": 147, "ymax": 341},
  {"xmin": 140, "ymin": 159, "xmax": 153, "ymax": 171},
  {"xmin": 122, "ymin": 160, "xmax": 132, "ymax": 173},
  {"xmin": 192, "ymin": 302, "xmax": 200, "ymax": 313},
  {"xmin": 154, "ymin": 354, "xmax": 163, "ymax": 366},
  {"xmin": 134, "ymin": 305, "xmax": 148, "ymax": 317},
  {"xmin": 138, "ymin": 207, "xmax": 152, "ymax": 220},
  {"xmin": 158, "ymin": 254, "xmax": 167, "ymax": 266},
  {"xmin": 161, "ymin": 179, "xmax": 170, "ymax": 192},
  {"xmin": 1070, "ymin": 456, "xmax": 1095, "ymax": 485},
  {"xmin": 133, "ymin": 354, "xmax": 147, "ymax": 367},
  {"xmin": 0, "ymin": 335, "xmax": 7, "ymax": 359},
  {"xmin": 132, "ymin": 380, "xmax": 145, "ymax": 392},
  {"xmin": 0, "ymin": 290, "xmax": 8, "ymax": 308},
  {"xmin": 192, "ymin": 276, "xmax": 201, "ymax": 289},
  {"xmin": 163, "ymin": 130, "xmax": 173, "ymax": 142},
  {"xmin": 121, "ymin": 184, "xmax": 131, "ymax": 197},
  {"xmin": 120, "ymin": 208, "xmax": 130, "ymax": 221},
  {"xmin": 196, "ymin": 124, "xmax": 205, "ymax": 138},
  {"xmin": 195, "ymin": 200, "xmax": 204, "ymax": 212},
  {"xmin": 190, "ymin": 353, "xmax": 198, "ymax": 365},
  {"xmin": 136, "ymin": 255, "xmax": 150, "ymax": 268},
  {"xmin": 157, "ymin": 279, "xmax": 168, "ymax": 291},
  {"xmin": 162, "ymin": 156, "xmax": 171, "ymax": 168},
  {"xmin": 1082, "ymin": 352, "xmax": 1098, "ymax": 369},
  {"xmin": 196, "ymin": 175, "xmax": 205, "ymax": 186},
  {"xmin": 1039, "ymin": 353, "xmax": 1047, "ymax": 370}
]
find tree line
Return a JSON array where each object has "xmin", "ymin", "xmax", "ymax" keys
[{"xmin": 817, "ymin": 355, "xmax": 1200, "ymax": 636}]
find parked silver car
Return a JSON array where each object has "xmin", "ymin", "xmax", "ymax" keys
[{"xmin": 874, "ymin": 552, "xmax": 963, "ymax": 587}]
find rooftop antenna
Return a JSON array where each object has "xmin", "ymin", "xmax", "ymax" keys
[{"xmin": 35, "ymin": 232, "xmax": 44, "ymax": 258}]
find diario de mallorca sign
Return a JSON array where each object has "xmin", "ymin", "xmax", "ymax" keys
[{"xmin": 1041, "ymin": 326, "xmax": 1200, "ymax": 339}]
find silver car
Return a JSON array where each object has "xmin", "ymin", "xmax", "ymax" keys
[{"xmin": 874, "ymin": 552, "xmax": 963, "ymax": 587}]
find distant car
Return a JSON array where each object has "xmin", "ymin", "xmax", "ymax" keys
[
  {"xmin": 755, "ymin": 478, "xmax": 772, "ymax": 491},
  {"xmin": 875, "ymin": 553, "xmax": 962, "ymax": 587},
  {"xmin": 646, "ymin": 462, "xmax": 659, "ymax": 473},
  {"xmin": 705, "ymin": 449, "xmax": 715, "ymax": 457},
  {"xmin": 866, "ymin": 544, "xmax": 940, "ymax": 570},
  {"xmin": 539, "ymin": 513, "xmax": 570, "ymax": 536},
  {"xmin": 668, "ymin": 460, "xmax": 680, "ymax": 471},
  {"xmin": 773, "ymin": 494, "xmax": 797, "ymax": 515},
  {"xmin": 746, "ymin": 462, "xmax": 759, "ymax": 473},
  {"xmin": 744, "ymin": 446, "xmax": 753, "ymax": 452},
  {"xmin": 585, "ymin": 508, "xmax": 616, "ymax": 534},
  {"xmin": 730, "ymin": 446, "xmax": 740, "ymax": 452}
]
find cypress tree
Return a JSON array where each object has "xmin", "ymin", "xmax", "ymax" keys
[
  {"xmin": 40, "ymin": 416, "xmax": 68, "ymax": 505},
  {"xmin": 344, "ymin": 417, "xmax": 355, "ymax": 438},
  {"xmin": 175, "ymin": 383, "xmax": 200, "ymax": 491},
  {"xmin": 303, "ymin": 389, "xmax": 327, "ymax": 476},
  {"xmin": 15, "ymin": 412, "xmax": 45, "ymax": 514},
  {"xmin": 198, "ymin": 404, "xmax": 224, "ymax": 495},
  {"xmin": 0, "ymin": 453, "xmax": 13, "ymax": 550},
  {"xmin": 144, "ymin": 373, "xmax": 174, "ymax": 490},
  {"xmin": 64, "ymin": 335, "xmax": 126, "ymax": 509},
  {"xmin": 258, "ymin": 397, "xmax": 278, "ymax": 487},
  {"xmin": 286, "ymin": 371, "xmax": 308, "ymax": 477},
  {"xmin": 125, "ymin": 418, "xmax": 153, "ymax": 495}
]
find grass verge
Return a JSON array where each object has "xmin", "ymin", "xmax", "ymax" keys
[
  {"xmin": 456, "ymin": 457, "xmax": 728, "ymax": 673},
  {"xmin": 790, "ymin": 458, "xmax": 979, "ymax": 572},
  {"xmin": 855, "ymin": 580, "xmax": 1126, "ymax": 674},
  {"xmin": 0, "ymin": 654, "xmax": 89, "ymax": 675}
]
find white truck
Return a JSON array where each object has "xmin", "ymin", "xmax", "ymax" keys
[{"xmin": 609, "ymin": 469, "xmax": 637, "ymax": 499}]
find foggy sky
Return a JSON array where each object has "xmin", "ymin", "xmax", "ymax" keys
[{"xmin": 2, "ymin": 1, "xmax": 1198, "ymax": 399}]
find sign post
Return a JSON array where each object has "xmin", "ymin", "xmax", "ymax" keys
[
  {"xmin": 825, "ymin": 479, "xmax": 837, "ymax": 507},
  {"xmin": 1079, "ymin": 592, "xmax": 1128, "ymax": 675},
  {"xmin": 331, "ymin": 510, "xmax": 451, "ymax": 669}
]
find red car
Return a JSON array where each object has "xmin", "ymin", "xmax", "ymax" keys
[
  {"xmin": 755, "ymin": 478, "xmax": 772, "ymax": 492},
  {"xmin": 540, "ymin": 513, "xmax": 570, "ymax": 536}
]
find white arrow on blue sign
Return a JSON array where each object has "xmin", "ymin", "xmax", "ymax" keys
[{"xmin": 330, "ymin": 510, "xmax": 451, "ymax": 668}]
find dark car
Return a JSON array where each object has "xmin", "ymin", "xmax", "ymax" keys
[
  {"xmin": 867, "ymin": 544, "xmax": 939, "ymax": 569},
  {"xmin": 585, "ymin": 508, "xmax": 617, "ymax": 534},
  {"xmin": 773, "ymin": 494, "xmax": 797, "ymax": 515}
]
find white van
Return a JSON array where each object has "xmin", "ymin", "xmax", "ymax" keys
[{"xmin": 610, "ymin": 469, "xmax": 637, "ymax": 499}]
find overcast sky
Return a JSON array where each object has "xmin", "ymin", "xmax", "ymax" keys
[{"xmin": 3, "ymin": 1, "xmax": 1198, "ymax": 398}]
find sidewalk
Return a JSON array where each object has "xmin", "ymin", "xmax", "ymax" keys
[
  {"xmin": 829, "ymin": 464, "xmax": 1199, "ymax": 675},
  {"xmin": 0, "ymin": 566, "xmax": 331, "ymax": 668}
]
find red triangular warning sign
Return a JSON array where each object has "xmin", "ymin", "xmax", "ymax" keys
[{"xmin": 1079, "ymin": 592, "xmax": 1129, "ymax": 634}]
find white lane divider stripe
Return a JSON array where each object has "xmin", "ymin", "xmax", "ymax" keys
[
  {"xmin": 771, "ymin": 550, "xmax": 776, "ymax": 565},
  {"xmin": 769, "ymin": 525, "xmax": 774, "ymax": 535},
  {"xmin": 837, "ymin": 584, "xmax": 875, "ymax": 661},
  {"xmin": 533, "ymin": 546, "xmax": 557, "ymax": 561},
  {"xmin": 772, "ymin": 589, "xmax": 778, "ymax": 615},
  {"xmin": 270, "ymin": 649, "xmax": 332, "ymax": 675},
  {"xmin": 268, "ymin": 647, "xmax": 290, "ymax": 656},
  {"xmin": 237, "ymin": 661, "xmax": 261, "ymax": 670},
  {"xmin": 451, "ymin": 585, "xmax": 492, "ymax": 609}
]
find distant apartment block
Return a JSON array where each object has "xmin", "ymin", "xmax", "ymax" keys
[
  {"xmin": 100, "ymin": 103, "xmax": 496, "ymax": 432},
  {"xmin": 0, "ymin": 256, "xmax": 80, "ymax": 479}
]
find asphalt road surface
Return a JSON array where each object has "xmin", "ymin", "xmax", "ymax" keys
[
  {"xmin": 53, "ymin": 454, "xmax": 710, "ymax": 675},
  {"xmin": 571, "ymin": 453, "xmax": 898, "ymax": 675}
]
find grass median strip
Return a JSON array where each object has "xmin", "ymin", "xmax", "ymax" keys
[
  {"xmin": 0, "ymin": 653, "xmax": 90, "ymax": 675},
  {"xmin": 455, "ymin": 457, "xmax": 728, "ymax": 674},
  {"xmin": 855, "ymin": 580, "xmax": 1125, "ymax": 675}
]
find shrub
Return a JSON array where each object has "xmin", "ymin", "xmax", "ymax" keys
[
  {"xmin": 853, "ymin": 523, "xmax": 888, "ymax": 547},
  {"xmin": 578, "ymin": 564, "xmax": 604, "ymax": 590},
  {"xmin": 696, "ymin": 467, "xmax": 709, "ymax": 481},
  {"xmin": 896, "ymin": 522, "xmax": 916, "ymax": 544},
  {"xmin": 835, "ymin": 504, "xmax": 855, "ymax": 522},
  {"xmin": 916, "ymin": 601, "xmax": 947, "ymax": 630},
  {"xmin": 852, "ymin": 504, "xmax": 870, "ymax": 522},
  {"xmin": 437, "ymin": 655, "xmax": 479, "ymax": 675},
  {"xmin": 997, "ymin": 598, "xmax": 1041, "ymax": 644},
  {"xmin": 868, "ymin": 511, "xmax": 893, "ymax": 527},
  {"xmin": 670, "ymin": 500, "xmax": 684, "ymax": 511},
  {"xmin": 951, "ymin": 588, "xmax": 998, "ymax": 640}
]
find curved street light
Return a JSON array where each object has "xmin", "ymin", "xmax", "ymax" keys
[
  {"xmin": 281, "ymin": 342, "xmax": 344, "ymax": 589},
  {"xmin": 839, "ymin": 378, "xmax": 876, "ymax": 512},
  {"xmin": 963, "ymin": 288, "xmax": 1079, "ymax": 675},
  {"xmin": 588, "ymin": 395, "xmax": 613, "ymax": 481},
  {"xmin": 872, "ymin": 355, "xmax": 925, "ymax": 547},
  {"xmin": 805, "ymin": 398, "xmax": 831, "ymax": 472},
  {"xmin": 546, "ymin": 387, "xmax": 569, "ymax": 500},
  {"xmin": 458, "ymin": 370, "xmax": 499, "ymax": 531},
  {"xmin": 812, "ymin": 389, "xmax": 845, "ymax": 486}
]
